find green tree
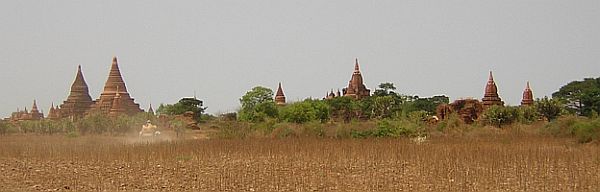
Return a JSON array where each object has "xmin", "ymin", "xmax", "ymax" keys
[
  {"xmin": 536, "ymin": 97, "xmax": 563, "ymax": 121},
  {"xmin": 552, "ymin": 77, "xmax": 600, "ymax": 116},
  {"xmin": 373, "ymin": 82, "xmax": 397, "ymax": 97},
  {"xmin": 156, "ymin": 97, "xmax": 207, "ymax": 122},
  {"xmin": 372, "ymin": 95, "xmax": 396, "ymax": 119},
  {"xmin": 401, "ymin": 95, "xmax": 450, "ymax": 115},
  {"xmin": 238, "ymin": 86, "xmax": 278, "ymax": 122}
]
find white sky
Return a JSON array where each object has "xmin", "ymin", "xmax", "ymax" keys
[{"xmin": 1, "ymin": 1, "xmax": 599, "ymax": 117}]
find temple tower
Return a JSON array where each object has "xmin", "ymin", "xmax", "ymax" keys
[
  {"xmin": 482, "ymin": 71, "xmax": 504, "ymax": 108},
  {"xmin": 342, "ymin": 58, "xmax": 370, "ymax": 99},
  {"xmin": 275, "ymin": 82, "xmax": 286, "ymax": 106},
  {"xmin": 59, "ymin": 65, "xmax": 94, "ymax": 119},
  {"xmin": 29, "ymin": 100, "xmax": 43, "ymax": 120},
  {"xmin": 109, "ymin": 86, "xmax": 126, "ymax": 117},
  {"xmin": 521, "ymin": 82, "xmax": 534, "ymax": 106},
  {"xmin": 90, "ymin": 57, "xmax": 142, "ymax": 115},
  {"xmin": 47, "ymin": 102, "xmax": 61, "ymax": 119}
]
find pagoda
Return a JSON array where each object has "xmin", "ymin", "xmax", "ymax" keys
[
  {"xmin": 521, "ymin": 82, "xmax": 534, "ymax": 106},
  {"xmin": 275, "ymin": 83, "xmax": 286, "ymax": 106},
  {"xmin": 342, "ymin": 58, "xmax": 370, "ymax": 99},
  {"xmin": 47, "ymin": 103, "xmax": 62, "ymax": 119},
  {"xmin": 29, "ymin": 100, "xmax": 44, "ymax": 120},
  {"xmin": 108, "ymin": 86, "xmax": 126, "ymax": 116},
  {"xmin": 89, "ymin": 57, "xmax": 142, "ymax": 115},
  {"xmin": 481, "ymin": 71, "xmax": 504, "ymax": 108},
  {"xmin": 59, "ymin": 65, "xmax": 94, "ymax": 119}
]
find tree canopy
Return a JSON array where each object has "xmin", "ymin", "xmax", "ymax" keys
[
  {"xmin": 238, "ymin": 86, "xmax": 278, "ymax": 122},
  {"xmin": 156, "ymin": 97, "xmax": 207, "ymax": 121},
  {"xmin": 552, "ymin": 77, "xmax": 600, "ymax": 116}
]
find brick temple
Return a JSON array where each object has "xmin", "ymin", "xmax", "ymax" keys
[
  {"xmin": 275, "ymin": 82, "xmax": 286, "ymax": 106},
  {"xmin": 88, "ymin": 57, "xmax": 143, "ymax": 116},
  {"xmin": 9, "ymin": 100, "xmax": 43, "ymax": 121},
  {"xmin": 481, "ymin": 71, "xmax": 504, "ymax": 108},
  {"xmin": 325, "ymin": 58, "xmax": 370, "ymax": 100},
  {"xmin": 521, "ymin": 82, "xmax": 534, "ymax": 106},
  {"xmin": 7, "ymin": 57, "xmax": 143, "ymax": 121}
]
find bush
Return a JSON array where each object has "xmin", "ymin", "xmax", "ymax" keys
[
  {"xmin": 545, "ymin": 115, "xmax": 600, "ymax": 143},
  {"xmin": 355, "ymin": 119, "xmax": 424, "ymax": 138},
  {"xmin": 573, "ymin": 119, "xmax": 600, "ymax": 143},
  {"xmin": 536, "ymin": 97, "xmax": 563, "ymax": 121},
  {"xmin": 482, "ymin": 106, "xmax": 519, "ymax": 128},
  {"xmin": 0, "ymin": 121, "xmax": 17, "ymax": 135},
  {"xmin": 518, "ymin": 106, "xmax": 539, "ymax": 124}
]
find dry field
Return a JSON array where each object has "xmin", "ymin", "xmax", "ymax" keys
[{"xmin": 0, "ymin": 134, "xmax": 599, "ymax": 191}]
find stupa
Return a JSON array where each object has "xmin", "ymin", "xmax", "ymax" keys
[
  {"xmin": 342, "ymin": 58, "xmax": 370, "ymax": 99},
  {"xmin": 481, "ymin": 71, "xmax": 504, "ymax": 108},
  {"xmin": 89, "ymin": 57, "xmax": 142, "ymax": 115},
  {"xmin": 521, "ymin": 82, "xmax": 534, "ymax": 106},
  {"xmin": 59, "ymin": 65, "xmax": 94, "ymax": 119},
  {"xmin": 275, "ymin": 83, "xmax": 286, "ymax": 106}
]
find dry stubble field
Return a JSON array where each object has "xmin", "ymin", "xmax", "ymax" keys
[{"xmin": 0, "ymin": 134, "xmax": 599, "ymax": 191}]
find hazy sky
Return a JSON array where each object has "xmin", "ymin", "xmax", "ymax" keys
[{"xmin": 1, "ymin": 1, "xmax": 599, "ymax": 117}]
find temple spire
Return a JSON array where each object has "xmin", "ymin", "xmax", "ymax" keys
[
  {"xmin": 59, "ymin": 65, "xmax": 94, "ymax": 120},
  {"xmin": 31, "ymin": 100, "xmax": 38, "ymax": 111},
  {"xmin": 521, "ymin": 81, "xmax": 534, "ymax": 106},
  {"xmin": 354, "ymin": 58, "xmax": 359, "ymax": 71},
  {"xmin": 482, "ymin": 71, "xmax": 503, "ymax": 107},
  {"xmin": 275, "ymin": 82, "xmax": 286, "ymax": 106}
]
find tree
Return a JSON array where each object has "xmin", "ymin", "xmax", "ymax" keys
[
  {"xmin": 238, "ymin": 86, "xmax": 278, "ymax": 122},
  {"xmin": 373, "ymin": 82, "xmax": 397, "ymax": 97},
  {"xmin": 536, "ymin": 97, "xmax": 563, "ymax": 121},
  {"xmin": 156, "ymin": 97, "xmax": 207, "ymax": 122},
  {"xmin": 401, "ymin": 95, "xmax": 450, "ymax": 115},
  {"xmin": 552, "ymin": 77, "xmax": 600, "ymax": 116},
  {"xmin": 372, "ymin": 95, "xmax": 396, "ymax": 119}
]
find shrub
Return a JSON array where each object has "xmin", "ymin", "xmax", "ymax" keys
[
  {"xmin": 518, "ymin": 106, "xmax": 540, "ymax": 124},
  {"xmin": 536, "ymin": 97, "xmax": 563, "ymax": 121},
  {"xmin": 573, "ymin": 119, "xmax": 600, "ymax": 143},
  {"xmin": 545, "ymin": 115, "xmax": 600, "ymax": 143},
  {"xmin": 482, "ymin": 106, "xmax": 519, "ymax": 128},
  {"xmin": 279, "ymin": 102, "xmax": 317, "ymax": 123}
]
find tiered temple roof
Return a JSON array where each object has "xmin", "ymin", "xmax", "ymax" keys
[
  {"xmin": 275, "ymin": 82, "xmax": 286, "ymax": 106},
  {"xmin": 59, "ymin": 65, "xmax": 94, "ymax": 119},
  {"xmin": 342, "ymin": 58, "xmax": 370, "ymax": 99},
  {"xmin": 482, "ymin": 71, "xmax": 504, "ymax": 108},
  {"xmin": 521, "ymin": 82, "xmax": 534, "ymax": 106},
  {"xmin": 89, "ymin": 57, "xmax": 142, "ymax": 115}
]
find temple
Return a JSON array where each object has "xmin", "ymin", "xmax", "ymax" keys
[
  {"xmin": 342, "ymin": 58, "xmax": 370, "ymax": 99},
  {"xmin": 275, "ymin": 82, "xmax": 286, "ymax": 106},
  {"xmin": 481, "ymin": 71, "xmax": 504, "ymax": 108},
  {"xmin": 9, "ymin": 100, "xmax": 44, "ymax": 121},
  {"xmin": 89, "ymin": 57, "xmax": 142, "ymax": 115},
  {"xmin": 58, "ymin": 65, "xmax": 94, "ymax": 119},
  {"xmin": 47, "ymin": 103, "xmax": 61, "ymax": 120},
  {"xmin": 521, "ymin": 82, "xmax": 534, "ymax": 106}
]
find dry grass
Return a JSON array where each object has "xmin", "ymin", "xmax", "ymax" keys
[{"xmin": 0, "ymin": 134, "xmax": 599, "ymax": 191}]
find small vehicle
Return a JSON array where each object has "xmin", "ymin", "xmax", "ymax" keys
[{"xmin": 139, "ymin": 120, "xmax": 160, "ymax": 137}]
